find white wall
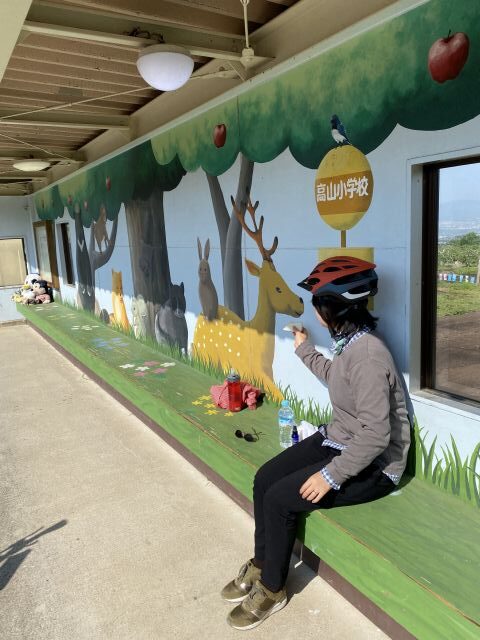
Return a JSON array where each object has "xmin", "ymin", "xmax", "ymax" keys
[
  {"xmin": 0, "ymin": 196, "xmax": 36, "ymax": 322},
  {"xmin": 0, "ymin": 196, "xmax": 36, "ymax": 272}
]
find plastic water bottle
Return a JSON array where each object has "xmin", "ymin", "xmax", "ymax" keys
[{"xmin": 278, "ymin": 400, "xmax": 295, "ymax": 449}]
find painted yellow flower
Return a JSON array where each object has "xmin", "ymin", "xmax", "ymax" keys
[
  {"xmin": 192, "ymin": 400, "xmax": 203, "ymax": 406},
  {"xmin": 205, "ymin": 403, "xmax": 217, "ymax": 409},
  {"xmin": 205, "ymin": 409, "xmax": 218, "ymax": 415},
  {"xmin": 224, "ymin": 412, "xmax": 234, "ymax": 417},
  {"xmin": 199, "ymin": 395, "xmax": 211, "ymax": 401}
]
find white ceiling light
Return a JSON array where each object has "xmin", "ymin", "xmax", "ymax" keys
[
  {"xmin": 13, "ymin": 159, "xmax": 50, "ymax": 172},
  {"xmin": 137, "ymin": 44, "xmax": 194, "ymax": 91}
]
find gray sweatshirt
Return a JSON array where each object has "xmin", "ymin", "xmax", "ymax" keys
[{"xmin": 295, "ymin": 333, "xmax": 411, "ymax": 486}]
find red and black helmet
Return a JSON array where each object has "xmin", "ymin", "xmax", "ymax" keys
[{"xmin": 298, "ymin": 256, "xmax": 378, "ymax": 302}]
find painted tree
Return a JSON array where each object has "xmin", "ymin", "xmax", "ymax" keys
[
  {"xmin": 150, "ymin": 0, "xmax": 480, "ymax": 284},
  {"xmin": 37, "ymin": 0, "xmax": 480, "ymax": 323},
  {"xmin": 151, "ymin": 99, "xmax": 251, "ymax": 319},
  {"xmin": 52, "ymin": 154, "xmax": 132, "ymax": 312},
  {"xmin": 123, "ymin": 142, "xmax": 186, "ymax": 339}
]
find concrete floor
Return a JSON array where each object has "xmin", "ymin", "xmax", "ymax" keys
[{"xmin": 0, "ymin": 324, "xmax": 389, "ymax": 640}]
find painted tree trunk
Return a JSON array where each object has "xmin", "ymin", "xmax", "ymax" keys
[
  {"xmin": 224, "ymin": 155, "xmax": 254, "ymax": 319},
  {"xmin": 205, "ymin": 172, "xmax": 230, "ymax": 269},
  {"xmin": 74, "ymin": 207, "xmax": 95, "ymax": 312},
  {"xmin": 89, "ymin": 214, "xmax": 119, "ymax": 286},
  {"xmin": 205, "ymin": 154, "xmax": 254, "ymax": 320},
  {"xmin": 125, "ymin": 186, "xmax": 172, "ymax": 338}
]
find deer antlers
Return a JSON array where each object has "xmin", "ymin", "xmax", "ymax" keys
[{"xmin": 230, "ymin": 191, "xmax": 278, "ymax": 263}]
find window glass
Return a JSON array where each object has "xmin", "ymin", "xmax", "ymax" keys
[
  {"xmin": 0, "ymin": 238, "xmax": 27, "ymax": 286},
  {"xmin": 34, "ymin": 223, "xmax": 52, "ymax": 282},
  {"xmin": 436, "ymin": 162, "xmax": 480, "ymax": 402}
]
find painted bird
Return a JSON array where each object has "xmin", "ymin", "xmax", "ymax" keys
[{"xmin": 331, "ymin": 114, "xmax": 351, "ymax": 145}]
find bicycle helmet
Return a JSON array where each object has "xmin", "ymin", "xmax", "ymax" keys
[{"xmin": 298, "ymin": 256, "xmax": 378, "ymax": 302}]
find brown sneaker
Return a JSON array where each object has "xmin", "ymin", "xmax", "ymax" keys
[
  {"xmin": 221, "ymin": 560, "xmax": 262, "ymax": 603},
  {"xmin": 227, "ymin": 580, "xmax": 287, "ymax": 630}
]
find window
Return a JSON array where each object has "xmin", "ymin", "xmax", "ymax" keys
[
  {"xmin": 422, "ymin": 158, "xmax": 480, "ymax": 403},
  {"xmin": 58, "ymin": 223, "xmax": 74, "ymax": 285},
  {"xmin": 0, "ymin": 237, "xmax": 27, "ymax": 286}
]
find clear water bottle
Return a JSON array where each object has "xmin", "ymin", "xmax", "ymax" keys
[{"xmin": 278, "ymin": 399, "xmax": 295, "ymax": 449}]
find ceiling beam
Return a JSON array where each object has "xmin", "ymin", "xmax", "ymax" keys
[
  {"xmin": 21, "ymin": 20, "xmax": 249, "ymax": 61},
  {"xmin": 0, "ymin": 1, "xmax": 32, "ymax": 81},
  {"xmin": 48, "ymin": 0, "xmax": 281, "ymax": 24},
  {"xmin": 0, "ymin": 148, "xmax": 84, "ymax": 161},
  {"xmin": 30, "ymin": 0, "xmax": 250, "ymax": 37},
  {"xmin": 22, "ymin": 20, "xmax": 157, "ymax": 47},
  {"xmin": 0, "ymin": 111, "xmax": 130, "ymax": 130},
  {"xmin": 0, "ymin": 174, "xmax": 50, "ymax": 180},
  {"xmin": 12, "ymin": 48, "xmax": 139, "ymax": 76},
  {"xmin": 7, "ymin": 59, "xmax": 147, "ymax": 88},
  {"xmin": 3, "ymin": 69, "xmax": 153, "ymax": 96}
]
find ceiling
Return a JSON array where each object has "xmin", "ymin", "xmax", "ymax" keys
[{"xmin": 0, "ymin": 0, "xmax": 402, "ymax": 196}]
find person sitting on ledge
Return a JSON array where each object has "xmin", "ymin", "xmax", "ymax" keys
[{"xmin": 221, "ymin": 256, "xmax": 411, "ymax": 631}]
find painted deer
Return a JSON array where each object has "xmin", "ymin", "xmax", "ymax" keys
[{"xmin": 192, "ymin": 194, "xmax": 304, "ymax": 401}]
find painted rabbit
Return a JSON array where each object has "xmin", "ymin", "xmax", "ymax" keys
[{"xmin": 197, "ymin": 238, "xmax": 218, "ymax": 321}]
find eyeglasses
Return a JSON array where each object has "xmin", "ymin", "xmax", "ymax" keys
[{"xmin": 235, "ymin": 429, "xmax": 258, "ymax": 443}]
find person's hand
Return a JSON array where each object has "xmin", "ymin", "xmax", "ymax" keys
[
  {"xmin": 300, "ymin": 471, "xmax": 332, "ymax": 503},
  {"xmin": 293, "ymin": 327, "xmax": 308, "ymax": 349}
]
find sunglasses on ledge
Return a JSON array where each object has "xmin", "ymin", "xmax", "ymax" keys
[{"xmin": 235, "ymin": 429, "xmax": 259, "ymax": 443}]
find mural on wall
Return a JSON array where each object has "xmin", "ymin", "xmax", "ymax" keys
[
  {"xmin": 33, "ymin": 0, "xmax": 480, "ymax": 500},
  {"xmin": 123, "ymin": 142, "xmax": 186, "ymax": 349},
  {"xmin": 315, "ymin": 116, "xmax": 375, "ymax": 271},
  {"xmin": 111, "ymin": 270, "xmax": 130, "ymax": 331},
  {"xmin": 192, "ymin": 194, "xmax": 304, "ymax": 401}
]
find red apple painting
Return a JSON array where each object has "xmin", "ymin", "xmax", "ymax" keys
[
  {"xmin": 213, "ymin": 124, "xmax": 227, "ymax": 148},
  {"xmin": 428, "ymin": 31, "xmax": 470, "ymax": 83}
]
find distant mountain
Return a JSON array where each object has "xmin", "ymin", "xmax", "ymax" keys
[{"xmin": 439, "ymin": 200, "xmax": 480, "ymax": 222}]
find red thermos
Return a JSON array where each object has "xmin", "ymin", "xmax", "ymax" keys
[{"xmin": 226, "ymin": 369, "xmax": 242, "ymax": 412}]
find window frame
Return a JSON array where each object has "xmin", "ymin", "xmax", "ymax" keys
[
  {"xmin": 421, "ymin": 155, "xmax": 480, "ymax": 405},
  {"xmin": 33, "ymin": 220, "xmax": 60, "ymax": 289}
]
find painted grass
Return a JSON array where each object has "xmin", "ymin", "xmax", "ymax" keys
[
  {"xmin": 58, "ymin": 300, "xmax": 332, "ymax": 424},
  {"xmin": 39, "ymin": 301, "xmax": 480, "ymax": 507},
  {"xmin": 413, "ymin": 419, "xmax": 480, "ymax": 508}
]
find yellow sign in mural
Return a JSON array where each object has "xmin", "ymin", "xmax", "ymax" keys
[{"xmin": 315, "ymin": 145, "xmax": 373, "ymax": 231}]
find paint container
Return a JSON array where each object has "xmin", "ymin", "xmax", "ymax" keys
[{"xmin": 226, "ymin": 369, "xmax": 242, "ymax": 412}]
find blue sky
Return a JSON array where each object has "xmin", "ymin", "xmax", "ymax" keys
[{"xmin": 440, "ymin": 163, "xmax": 480, "ymax": 205}]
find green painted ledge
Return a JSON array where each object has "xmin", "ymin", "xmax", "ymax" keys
[{"xmin": 19, "ymin": 303, "xmax": 480, "ymax": 640}]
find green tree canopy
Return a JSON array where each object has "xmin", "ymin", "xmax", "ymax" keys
[
  {"xmin": 439, "ymin": 232, "xmax": 480, "ymax": 267},
  {"xmin": 151, "ymin": 0, "xmax": 480, "ymax": 173},
  {"xmin": 58, "ymin": 153, "xmax": 134, "ymax": 225},
  {"xmin": 34, "ymin": 185, "xmax": 64, "ymax": 220}
]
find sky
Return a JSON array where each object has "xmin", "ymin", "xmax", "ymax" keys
[{"xmin": 439, "ymin": 162, "xmax": 480, "ymax": 205}]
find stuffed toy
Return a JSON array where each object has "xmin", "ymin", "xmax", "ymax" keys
[
  {"xmin": 24, "ymin": 273, "xmax": 40, "ymax": 288},
  {"xmin": 11, "ymin": 289, "xmax": 24, "ymax": 303},
  {"xmin": 22, "ymin": 289, "xmax": 36, "ymax": 304},
  {"xmin": 32, "ymin": 280, "xmax": 52, "ymax": 304}
]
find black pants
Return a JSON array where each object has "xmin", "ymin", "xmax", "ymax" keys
[{"xmin": 253, "ymin": 432, "xmax": 395, "ymax": 592}]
